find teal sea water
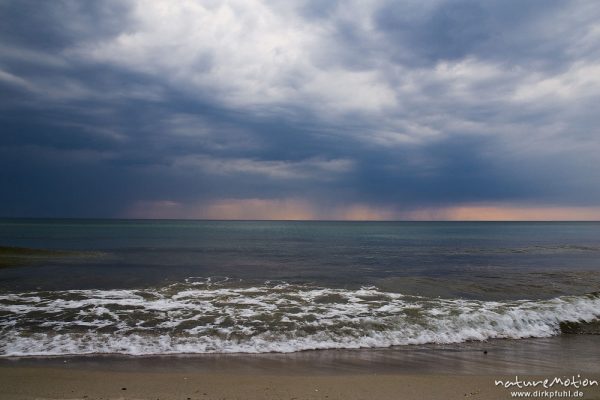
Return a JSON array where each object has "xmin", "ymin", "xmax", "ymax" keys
[{"xmin": 0, "ymin": 219, "xmax": 599, "ymax": 356}]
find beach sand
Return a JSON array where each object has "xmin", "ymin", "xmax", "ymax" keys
[
  {"xmin": 2, "ymin": 365, "xmax": 600, "ymax": 400},
  {"xmin": 2, "ymin": 338, "xmax": 600, "ymax": 400},
  {"xmin": 0, "ymin": 367, "xmax": 510, "ymax": 400}
]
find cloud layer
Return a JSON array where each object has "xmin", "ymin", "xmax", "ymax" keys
[{"xmin": 1, "ymin": 0, "xmax": 600, "ymax": 219}]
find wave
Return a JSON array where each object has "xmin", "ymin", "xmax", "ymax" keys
[{"xmin": 1, "ymin": 279, "xmax": 599, "ymax": 356}]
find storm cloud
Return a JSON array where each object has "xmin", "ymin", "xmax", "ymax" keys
[{"xmin": 1, "ymin": 0, "xmax": 600, "ymax": 219}]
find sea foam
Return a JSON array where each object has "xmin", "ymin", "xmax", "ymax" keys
[{"xmin": 1, "ymin": 280, "xmax": 599, "ymax": 356}]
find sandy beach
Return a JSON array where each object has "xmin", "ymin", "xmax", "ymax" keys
[
  {"xmin": 0, "ymin": 367, "xmax": 500, "ymax": 400},
  {"xmin": 2, "ymin": 338, "xmax": 600, "ymax": 400},
  {"xmin": 2, "ymin": 364, "xmax": 600, "ymax": 400}
]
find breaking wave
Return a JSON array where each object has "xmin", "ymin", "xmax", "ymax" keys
[{"xmin": 1, "ymin": 278, "xmax": 599, "ymax": 356}]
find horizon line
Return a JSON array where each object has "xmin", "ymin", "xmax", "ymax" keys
[{"xmin": 1, "ymin": 217, "xmax": 599, "ymax": 223}]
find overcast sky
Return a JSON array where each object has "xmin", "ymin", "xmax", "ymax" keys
[{"xmin": 1, "ymin": 0, "xmax": 600, "ymax": 220}]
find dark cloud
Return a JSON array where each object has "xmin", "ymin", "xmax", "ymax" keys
[
  {"xmin": 0, "ymin": 0, "xmax": 131, "ymax": 51},
  {"xmin": 372, "ymin": 0, "xmax": 582, "ymax": 70},
  {"xmin": 1, "ymin": 0, "xmax": 599, "ymax": 218}
]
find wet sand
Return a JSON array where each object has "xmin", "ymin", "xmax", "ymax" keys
[{"xmin": 1, "ymin": 336, "xmax": 600, "ymax": 400}]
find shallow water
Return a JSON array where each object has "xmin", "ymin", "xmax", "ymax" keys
[{"xmin": 3, "ymin": 336, "xmax": 600, "ymax": 375}]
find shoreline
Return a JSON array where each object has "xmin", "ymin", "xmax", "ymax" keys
[
  {"xmin": 2, "ymin": 337, "xmax": 600, "ymax": 399},
  {"xmin": 2, "ymin": 335, "xmax": 600, "ymax": 375}
]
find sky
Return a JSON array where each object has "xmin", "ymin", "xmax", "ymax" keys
[{"xmin": 1, "ymin": 0, "xmax": 600, "ymax": 220}]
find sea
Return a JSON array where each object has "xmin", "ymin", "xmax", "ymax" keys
[{"xmin": 1, "ymin": 219, "xmax": 599, "ymax": 361}]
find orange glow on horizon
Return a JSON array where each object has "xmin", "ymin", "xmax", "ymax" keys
[
  {"xmin": 424, "ymin": 205, "xmax": 600, "ymax": 221},
  {"xmin": 126, "ymin": 199, "xmax": 600, "ymax": 221}
]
